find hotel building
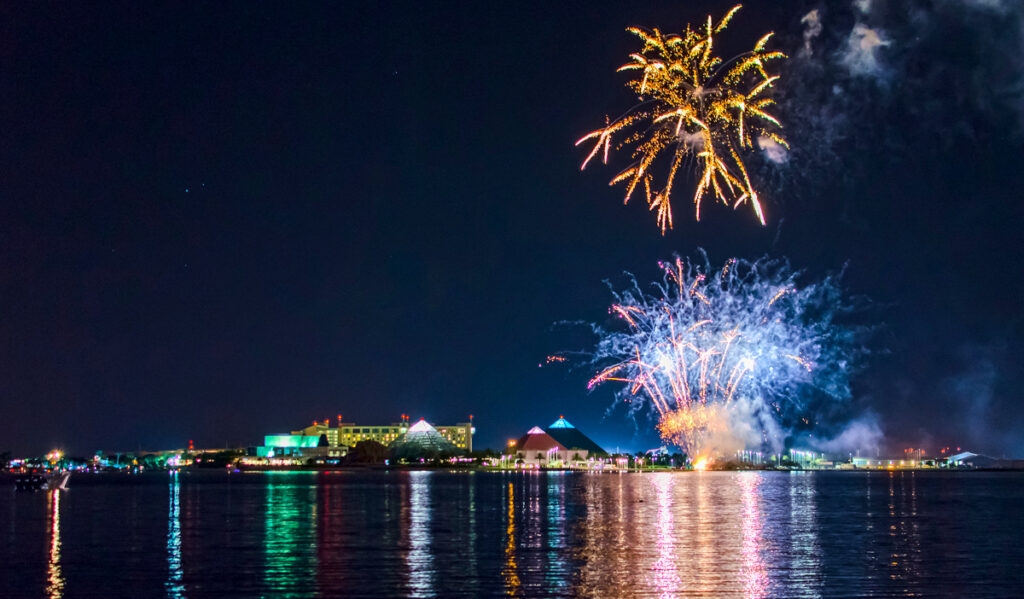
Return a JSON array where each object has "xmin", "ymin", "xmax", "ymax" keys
[{"xmin": 291, "ymin": 415, "xmax": 475, "ymax": 452}]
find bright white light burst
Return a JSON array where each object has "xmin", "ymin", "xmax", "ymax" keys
[{"xmin": 586, "ymin": 253, "xmax": 860, "ymax": 455}]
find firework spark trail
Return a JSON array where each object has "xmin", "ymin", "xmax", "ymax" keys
[
  {"xmin": 576, "ymin": 5, "xmax": 787, "ymax": 233},
  {"xmin": 586, "ymin": 254, "xmax": 857, "ymax": 455}
]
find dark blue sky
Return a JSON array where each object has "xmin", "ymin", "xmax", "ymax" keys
[{"xmin": 2, "ymin": 1, "xmax": 1022, "ymax": 456}]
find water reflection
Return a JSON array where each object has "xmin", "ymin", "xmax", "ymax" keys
[
  {"xmin": 264, "ymin": 474, "xmax": 318, "ymax": 595},
  {"xmin": 466, "ymin": 474, "xmax": 478, "ymax": 582},
  {"xmin": 739, "ymin": 474, "xmax": 768, "ymax": 598},
  {"xmin": 166, "ymin": 472, "xmax": 184, "ymax": 598},
  {"xmin": 887, "ymin": 472, "xmax": 923, "ymax": 590},
  {"xmin": 888, "ymin": 472, "xmax": 897, "ymax": 572},
  {"xmin": 787, "ymin": 473, "xmax": 821, "ymax": 598},
  {"xmin": 573, "ymin": 472, "xmax": 658, "ymax": 595},
  {"xmin": 13, "ymin": 470, "xmax": 1014, "ymax": 597},
  {"xmin": 45, "ymin": 490, "xmax": 63, "ymax": 599},
  {"xmin": 406, "ymin": 471, "xmax": 434, "ymax": 597},
  {"xmin": 316, "ymin": 475, "xmax": 346, "ymax": 591},
  {"xmin": 544, "ymin": 474, "xmax": 569, "ymax": 594},
  {"xmin": 651, "ymin": 473, "xmax": 681, "ymax": 597},
  {"xmin": 502, "ymin": 480, "xmax": 520, "ymax": 595},
  {"xmin": 693, "ymin": 471, "xmax": 716, "ymax": 594}
]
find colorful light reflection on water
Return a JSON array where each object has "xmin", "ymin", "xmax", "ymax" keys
[
  {"xmin": 502, "ymin": 480, "xmax": 520, "ymax": 595},
  {"xmin": 739, "ymin": 473, "xmax": 768, "ymax": 598},
  {"xmin": 4, "ymin": 471, "xmax": 1023, "ymax": 597},
  {"xmin": 651, "ymin": 473, "xmax": 682, "ymax": 597},
  {"xmin": 45, "ymin": 490, "xmax": 63, "ymax": 599},
  {"xmin": 166, "ymin": 471, "xmax": 184, "ymax": 598},
  {"xmin": 406, "ymin": 471, "xmax": 434, "ymax": 597},
  {"xmin": 264, "ymin": 472, "xmax": 318, "ymax": 594}
]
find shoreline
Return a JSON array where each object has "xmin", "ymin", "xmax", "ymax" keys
[{"xmin": 6, "ymin": 466, "xmax": 1020, "ymax": 479}]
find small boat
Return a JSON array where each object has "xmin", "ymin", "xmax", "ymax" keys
[{"xmin": 43, "ymin": 470, "xmax": 71, "ymax": 491}]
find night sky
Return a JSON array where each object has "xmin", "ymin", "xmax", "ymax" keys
[{"xmin": 2, "ymin": 1, "xmax": 1022, "ymax": 457}]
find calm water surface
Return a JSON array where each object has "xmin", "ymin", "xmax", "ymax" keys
[{"xmin": 2, "ymin": 470, "xmax": 1022, "ymax": 597}]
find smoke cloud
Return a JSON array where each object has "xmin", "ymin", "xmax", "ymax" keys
[
  {"xmin": 800, "ymin": 10, "xmax": 823, "ymax": 57},
  {"xmin": 810, "ymin": 413, "xmax": 884, "ymax": 455},
  {"xmin": 757, "ymin": 136, "xmax": 789, "ymax": 164},
  {"xmin": 768, "ymin": 0, "xmax": 1024, "ymax": 195},
  {"xmin": 839, "ymin": 23, "xmax": 890, "ymax": 76},
  {"xmin": 948, "ymin": 351, "xmax": 996, "ymax": 441},
  {"xmin": 686, "ymin": 397, "xmax": 791, "ymax": 457}
]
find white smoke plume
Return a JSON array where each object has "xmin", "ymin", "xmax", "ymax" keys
[
  {"xmin": 758, "ymin": 135, "xmax": 789, "ymax": 164},
  {"xmin": 762, "ymin": 0, "xmax": 1024, "ymax": 205},
  {"xmin": 854, "ymin": 0, "xmax": 873, "ymax": 15},
  {"xmin": 800, "ymin": 10, "xmax": 823, "ymax": 57},
  {"xmin": 839, "ymin": 23, "xmax": 890, "ymax": 77},
  {"xmin": 810, "ymin": 413, "xmax": 884, "ymax": 455}
]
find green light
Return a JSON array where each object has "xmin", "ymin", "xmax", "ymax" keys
[
  {"xmin": 263, "ymin": 435, "xmax": 319, "ymax": 448},
  {"xmin": 264, "ymin": 475, "xmax": 317, "ymax": 593}
]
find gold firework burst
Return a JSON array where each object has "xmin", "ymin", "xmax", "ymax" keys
[{"xmin": 576, "ymin": 5, "xmax": 787, "ymax": 233}]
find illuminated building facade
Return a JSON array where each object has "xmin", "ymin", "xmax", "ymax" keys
[
  {"xmin": 246, "ymin": 434, "xmax": 347, "ymax": 466},
  {"xmin": 514, "ymin": 426, "xmax": 586, "ymax": 466},
  {"xmin": 256, "ymin": 435, "xmax": 322, "ymax": 458},
  {"xmin": 338, "ymin": 422, "xmax": 409, "ymax": 448},
  {"xmin": 851, "ymin": 456, "xmax": 939, "ymax": 469},
  {"xmin": 434, "ymin": 422, "xmax": 474, "ymax": 452},
  {"xmin": 291, "ymin": 423, "xmax": 337, "ymax": 446},
  {"xmin": 391, "ymin": 420, "xmax": 461, "ymax": 459},
  {"xmin": 512, "ymin": 417, "xmax": 607, "ymax": 467},
  {"xmin": 287, "ymin": 415, "xmax": 476, "ymax": 451}
]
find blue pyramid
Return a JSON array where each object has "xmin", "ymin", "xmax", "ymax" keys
[{"xmin": 544, "ymin": 416, "xmax": 606, "ymax": 455}]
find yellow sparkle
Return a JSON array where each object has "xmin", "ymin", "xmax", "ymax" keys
[{"xmin": 577, "ymin": 5, "xmax": 787, "ymax": 233}]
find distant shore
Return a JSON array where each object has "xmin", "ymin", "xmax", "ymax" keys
[{"xmin": 6, "ymin": 465, "xmax": 1017, "ymax": 477}]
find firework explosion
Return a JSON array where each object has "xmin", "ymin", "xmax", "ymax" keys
[
  {"xmin": 576, "ymin": 5, "xmax": 787, "ymax": 233},
  {"xmin": 586, "ymin": 254, "xmax": 858, "ymax": 456}
]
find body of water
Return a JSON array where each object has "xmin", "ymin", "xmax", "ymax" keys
[{"xmin": 2, "ymin": 470, "xmax": 1022, "ymax": 597}]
